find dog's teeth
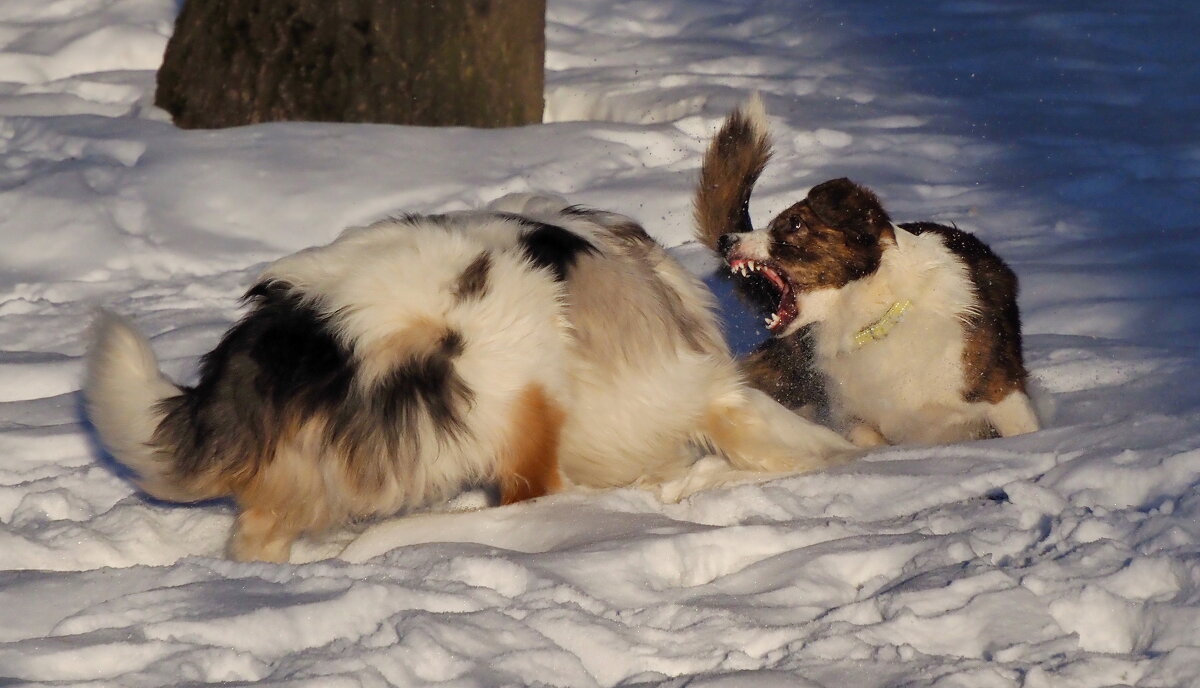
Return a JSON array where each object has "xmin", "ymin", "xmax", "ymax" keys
[{"xmin": 748, "ymin": 261, "xmax": 758, "ymax": 271}]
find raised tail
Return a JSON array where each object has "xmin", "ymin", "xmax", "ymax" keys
[
  {"xmin": 83, "ymin": 310, "xmax": 213, "ymax": 502},
  {"xmin": 693, "ymin": 94, "xmax": 773, "ymax": 251}
]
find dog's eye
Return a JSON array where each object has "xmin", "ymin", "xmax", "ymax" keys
[{"xmin": 785, "ymin": 216, "xmax": 806, "ymax": 235}]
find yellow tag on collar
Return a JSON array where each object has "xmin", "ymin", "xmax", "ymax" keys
[{"xmin": 853, "ymin": 300, "xmax": 912, "ymax": 348}]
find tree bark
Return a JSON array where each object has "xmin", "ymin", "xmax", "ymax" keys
[{"xmin": 156, "ymin": 0, "xmax": 545, "ymax": 129}]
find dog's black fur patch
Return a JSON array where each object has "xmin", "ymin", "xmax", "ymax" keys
[
  {"xmin": 330, "ymin": 328, "xmax": 472, "ymax": 482},
  {"xmin": 561, "ymin": 204, "xmax": 604, "ymax": 218},
  {"xmin": 154, "ymin": 280, "xmax": 474, "ymax": 484},
  {"xmin": 740, "ymin": 333, "xmax": 827, "ymax": 411},
  {"xmin": 515, "ymin": 220, "xmax": 597, "ymax": 281}
]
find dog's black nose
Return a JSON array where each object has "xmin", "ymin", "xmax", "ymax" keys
[{"xmin": 717, "ymin": 234, "xmax": 737, "ymax": 255}]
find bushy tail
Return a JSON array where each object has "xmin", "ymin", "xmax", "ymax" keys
[
  {"xmin": 84, "ymin": 310, "xmax": 206, "ymax": 502},
  {"xmin": 693, "ymin": 94, "xmax": 773, "ymax": 251}
]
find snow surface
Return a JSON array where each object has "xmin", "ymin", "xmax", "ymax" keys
[{"xmin": 2, "ymin": 0, "xmax": 1199, "ymax": 685}]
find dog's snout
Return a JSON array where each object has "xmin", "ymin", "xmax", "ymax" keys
[{"xmin": 717, "ymin": 234, "xmax": 738, "ymax": 255}]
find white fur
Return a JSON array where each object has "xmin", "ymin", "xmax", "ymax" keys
[
  {"xmin": 260, "ymin": 216, "xmax": 576, "ymax": 517},
  {"xmin": 83, "ymin": 311, "xmax": 185, "ymax": 498},
  {"xmin": 985, "ymin": 389, "xmax": 1040, "ymax": 437},
  {"xmin": 815, "ymin": 228, "xmax": 992, "ymax": 443},
  {"xmin": 740, "ymin": 92, "xmax": 770, "ymax": 140},
  {"xmin": 730, "ymin": 227, "xmax": 773, "ymax": 267},
  {"xmin": 489, "ymin": 194, "xmax": 856, "ymax": 488},
  {"xmin": 736, "ymin": 387, "xmax": 859, "ymax": 463}
]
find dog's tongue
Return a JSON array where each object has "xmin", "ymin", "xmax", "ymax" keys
[{"xmin": 765, "ymin": 287, "xmax": 798, "ymax": 333}]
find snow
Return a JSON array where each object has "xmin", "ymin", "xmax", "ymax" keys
[{"xmin": 1, "ymin": 0, "xmax": 1198, "ymax": 685}]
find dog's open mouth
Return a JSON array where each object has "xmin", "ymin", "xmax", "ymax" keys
[{"xmin": 728, "ymin": 259, "xmax": 798, "ymax": 333}]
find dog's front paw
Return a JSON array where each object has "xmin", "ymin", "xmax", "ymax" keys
[{"xmin": 847, "ymin": 423, "xmax": 888, "ymax": 448}]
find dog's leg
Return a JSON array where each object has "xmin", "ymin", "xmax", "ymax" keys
[
  {"xmin": 847, "ymin": 422, "xmax": 889, "ymax": 448},
  {"xmin": 652, "ymin": 455, "xmax": 784, "ymax": 503},
  {"xmin": 986, "ymin": 390, "xmax": 1040, "ymax": 437},
  {"xmin": 229, "ymin": 507, "xmax": 301, "ymax": 563},
  {"xmin": 498, "ymin": 383, "xmax": 566, "ymax": 505},
  {"xmin": 704, "ymin": 388, "xmax": 857, "ymax": 474},
  {"xmin": 739, "ymin": 334, "xmax": 827, "ymax": 413},
  {"xmin": 225, "ymin": 422, "xmax": 326, "ymax": 563}
]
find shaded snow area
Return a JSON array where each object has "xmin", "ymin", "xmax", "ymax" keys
[{"xmin": 2, "ymin": 0, "xmax": 1199, "ymax": 685}]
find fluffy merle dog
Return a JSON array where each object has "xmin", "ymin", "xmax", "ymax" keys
[
  {"xmin": 694, "ymin": 97, "xmax": 1040, "ymax": 447},
  {"xmin": 85, "ymin": 194, "xmax": 854, "ymax": 562}
]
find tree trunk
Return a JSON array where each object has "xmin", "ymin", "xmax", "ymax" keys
[{"xmin": 156, "ymin": 0, "xmax": 545, "ymax": 129}]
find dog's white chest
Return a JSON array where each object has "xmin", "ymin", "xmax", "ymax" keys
[{"xmin": 820, "ymin": 309, "xmax": 981, "ymax": 443}]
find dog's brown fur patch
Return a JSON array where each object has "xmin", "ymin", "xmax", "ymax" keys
[
  {"xmin": 759, "ymin": 179, "xmax": 892, "ymax": 292},
  {"xmin": 694, "ymin": 101, "xmax": 772, "ymax": 251},
  {"xmin": 357, "ymin": 317, "xmax": 456, "ymax": 383},
  {"xmin": 498, "ymin": 383, "xmax": 564, "ymax": 505},
  {"xmin": 454, "ymin": 252, "xmax": 492, "ymax": 301},
  {"xmin": 899, "ymin": 222, "xmax": 1029, "ymax": 403}
]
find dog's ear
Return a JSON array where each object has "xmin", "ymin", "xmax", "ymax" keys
[{"xmin": 807, "ymin": 178, "xmax": 891, "ymax": 238}]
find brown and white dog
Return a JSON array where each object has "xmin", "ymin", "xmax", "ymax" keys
[
  {"xmin": 695, "ymin": 97, "xmax": 1040, "ymax": 447},
  {"xmin": 85, "ymin": 194, "xmax": 854, "ymax": 562}
]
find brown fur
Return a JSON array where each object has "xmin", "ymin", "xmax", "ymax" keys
[
  {"xmin": 454, "ymin": 252, "xmax": 492, "ymax": 301},
  {"xmin": 692, "ymin": 99, "xmax": 828, "ymax": 412},
  {"xmin": 230, "ymin": 508, "xmax": 295, "ymax": 563},
  {"xmin": 498, "ymin": 384, "xmax": 565, "ymax": 505},
  {"xmin": 357, "ymin": 318, "xmax": 460, "ymax": 386},
  {"xmin": 221, "ymin": 409, "xmax": 440, "ymax": 562},
  {"xmin": 759, "ymin": 180, "xmax": 891, "ymax": 292},
  {"xmin": 694, "ymin": 99, "xmax": 772, "ymax": 251}
]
